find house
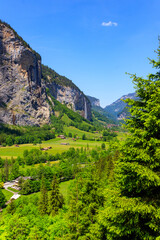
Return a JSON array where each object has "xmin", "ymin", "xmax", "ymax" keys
[{"xmin": 57, "ymin": 135, "xmax": 66, "ymax": 139}]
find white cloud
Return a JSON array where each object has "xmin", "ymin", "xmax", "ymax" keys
[{"xmin": 101, "ymin": 21, "xmax": 118, "ymax": 27}]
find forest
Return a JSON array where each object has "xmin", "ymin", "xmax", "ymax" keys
[{"xmin": 0, "ymin": 49, "xmax": 160, "ymax": 240}]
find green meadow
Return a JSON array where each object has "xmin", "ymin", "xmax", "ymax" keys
[
  {"xmin": 0, "ymin": 124, "xmax": 127, "ymax": 159},
  {"xmin": 0, "ymin": 137, "xmax": 111, "ymax": 160}
]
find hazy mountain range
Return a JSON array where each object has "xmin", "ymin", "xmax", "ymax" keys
[{"xmin": 87, "ymin": 93, "xmax": 137, "ymax": 122}]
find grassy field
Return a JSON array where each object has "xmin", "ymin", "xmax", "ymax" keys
[
  {"xmin": 59, "ymin": 179, "xmax": 74, "ymax": 202},
  {"xmin": 1, "ymin": 189, "xmax": 13, "ymax": 201},
  {"xmin": 0, "ymin": 127, "xmax": 128, "ymax": 159},
  {"xmin": 0, "ymin": 180, "xmax": 73, "ymax": 240},
  {"xmin": 64, "ymin": 126, "xmax": 101, "ymax": 139},
  {"xmin": 0, "ymin": 138, "xmax": 107, "ymax": 159}
]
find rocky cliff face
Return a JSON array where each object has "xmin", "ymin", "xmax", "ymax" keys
[
  {"xmin": 104, "ymin": 93, "xmax": 137, "ymax": 120},
  {"xmin": 87, "ymin": 95, "xmax": 100, "ymax": 107},
  {"xmin": 42, "ymin": 65, "xmax": 92, "ymax": 120},
  {"xmin": 45, "ymin": 81, "xmax": 91, "ymax": 120},
  {"xmin": 0, "ymin": 22, "xmax": 91, "ymax": 125},
  {"xmin": 0, "ymin": 22, "xmax": 51, "ymax": 125}
]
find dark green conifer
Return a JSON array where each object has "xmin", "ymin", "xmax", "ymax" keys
[
  {"xmin": 38, "ymin": 177, "xmax": 48, "ymax": 215},
  {"xmin": 48, "ymin": 176, "xmax": 64, "ymax": 216},
  {"xmin": 94, "ymin": 47, "xmax": 160, "ymax": 240},
  {"xmin": 7, "ymin": 199, "xmax": 16, "ymax": 214},
  {"xmin": 0, "ymin": 188, "xmax": 6, "ymax": 208},
  {"xmin": 66, "ymin": 168, "xmax": 104, "ymax": 240}
]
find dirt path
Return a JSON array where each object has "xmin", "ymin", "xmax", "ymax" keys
[{"xmin": 4, "ymin": 181, "xmax": 21, "ymax": 200}]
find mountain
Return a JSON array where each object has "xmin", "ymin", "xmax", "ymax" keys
[
  {"xmin": 87, "ymin": 95, "xmax": 117, "ymax": 124},
  {"xmin": 0, "ymin": 20, "xmax": 91, "ymax": 126},
  {"xmin": 104, "ymin": 93, "xmax": 137, "ymax": 120},
  {"xmin": 87, "ymin": 96, "xmax": 100, "ymax": 107}
]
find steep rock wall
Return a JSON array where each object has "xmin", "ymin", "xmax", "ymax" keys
[
  {"xmin": 0, "ymin": 22, "xmax": 51, "ymax": 125},
  {"xmin": 87, "ymin": 95, "xmax": 100, "ymax": 107},
  {"xmin": 0, "ymin": 22, "xmax": 92, "ymax": 125},
  {"xmin": 46, "ymin": 81, "xmax": 92, "ymax": 120}
]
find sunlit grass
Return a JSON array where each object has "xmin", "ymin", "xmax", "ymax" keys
[
  {"xmin": 0, "ymin": 138, "xmax": 107, "ymax": 159},
  {"xmin": 1, "ymin": 189, "xmax": 13, "ymax": 201}
]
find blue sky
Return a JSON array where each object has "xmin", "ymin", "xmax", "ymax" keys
[{"xmin": 1, "ymin": 0, "xmax": 160, "ymax": 107}]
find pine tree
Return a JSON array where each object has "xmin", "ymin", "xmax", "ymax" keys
[
  {"xmin": 7, "ymin": 199, "xmax": 16, "ymax": 214},
  {"xmin": 48, "ymin": 176, "xmax": 64, "ymax": 216},
  {"xmin": 38, "ymin": 177, "xmax": 48, "ymax": 215},
  {"xmin": 66, "ymin": 167, "xmax": 105, "ymax": 240},
  {"xmin": 0, "ymin": 188, "xmax": 6, "ymax": 208},
  {"xmin": 95, "ymin": 47, "xmax": 160, "ymax": 239}
]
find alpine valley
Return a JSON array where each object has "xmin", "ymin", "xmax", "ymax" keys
[
  {"xmin": 0, "ymin": 18, "xmax": 159, "ymax": 240},
  {"xmin": 0, "ymin": 20, "xmax": 92, "ymax": 126}
]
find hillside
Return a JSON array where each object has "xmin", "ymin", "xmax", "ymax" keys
[
  {"xmin": 86, "ymin": 95, "xmax": 117, "ymax": 124},
  {"xmin": 87, "ymin": 95, "xmax": 100, "ymax": 107},
  {"xmin": 0, "ymin": 20, "xmax": 91, "ymax": 126},
  {"xmin": 104, "ymin": 92, "xmax": 137, "ymax": 120}
]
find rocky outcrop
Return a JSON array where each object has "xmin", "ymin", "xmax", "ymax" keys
[
  {"xmin": 0, "ymin": 21, "xmax": 91, "ymax": 125},
  {"xmin": 45, "ymin": 81, "xmax": 92, "ymax": 120},
  {"xmin": 104, "ymin": 93, "xmax": 137, "ymax": 120},
  {"xmin": 0, "ymin": 22, "xmax": 51, "ymax": 125},
  {"xmin": 87, "ymin": 95, "xmax": 100, "ymax": 107}
]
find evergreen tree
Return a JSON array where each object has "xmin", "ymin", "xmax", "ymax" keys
[
  {"xmin": 38, "ymin": 177, "xmax": 48, "ymax": 215},
  {"xmin": 4, "ymin": 159, "xmax": 9, "ymax": 181},
  {"xmin": 66, "ymin": 167, "xmax": 105, "ymax": 240},
  {"xmin": 6, "ymin": 199, "xmax": 16, "ymax": 214},
  {"xmin": 94, "ymin": 47, "xmax": 160, "ymax": 239},
  {"xmin": 48, "ymin": 176, "xmax": 64, "ymax": 216},
  {"xmin": 0, "ymin": 188, "xmax": 6, "ymax": 208}
]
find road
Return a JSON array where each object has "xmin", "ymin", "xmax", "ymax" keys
[{"xmin": 4, "ymin": 181, "xmax": 21, "ymax": 200}]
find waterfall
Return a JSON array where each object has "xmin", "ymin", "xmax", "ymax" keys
[{"xmin": 84, "ymin": 98, "xmax": 88, "ymax": 119}]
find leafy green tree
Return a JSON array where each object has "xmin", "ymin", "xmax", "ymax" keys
[
  {"xmin": 28, "ymin": 226, "xmax": 44, "ymax": 240},
  {"xmin": 6, "ymin": 136, "xmax": 13, "ymax": 146},
  {"xmin": 3, "ymin": 159, "xmax": 9, "ymax": 181},
  {"xmin": 82, "ymin": 134, "xmax": 86, "ymax": 140},
  {"xmin": 48, "ymin": 176, "xmax": 64, "ymax": 216},
  {"xmin": 101, "ymin": 143, "xmax": 105, "ymax": 150},
  {"xmin": 6, "ymin": 199, "xmax": 16, "ymax": 214},
  {"xmin": 10, "ymin": 161, "xmax": 19, "ymax": 179},
  {"xmin": 94, "ymin": 48, "xmax": 160, "ymax": 239},
  {"xmin": 68, "ymin": 132, "xmax": 72, "ymax": 138},
  {"xmin": 66, "ymin": 168, "xmax": 104, "ymax": 239},
  {"xmin": 6, "ymin": 215, "xmax": 30, "ymax": 240},
  {"xmin": 38, "ymin": 177, "xmax": 48, "ymax": 215},
  {"xmin": 20, "ymin": 180, "xmax": 31, "ymax": 195},
  {"xmin": 0, "ymin": 188, "xmax": 6, "ymax": 208}
]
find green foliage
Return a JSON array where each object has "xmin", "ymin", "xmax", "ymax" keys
[
  {"xmin": 101, "ymin": 143, "xmax": 105, "ymax": 150},
  {"xmin": 82, "ymin": 133, "xmax": 86, "ymax": 140},
  {"xmin": 7, "ymin": 215, "xmax": 30, "ymax": 240},
  {"xmin": 38, "ymin": 177, "xmax": 48, "ymax": 215},
  {"xmin": 0, "ymin": 124, "xmax": 55, "ymax": 146},
  {"xmin": 6, "ymin": 199, "xmax": 16, "ymax": 214},
  {"xmin": 68, "ymin": 132, "xmax": 72, "ymax": 138},
  {"xmin": 92, "ymin": 106, "xmax": 117, "ymax": 124},
  {"xmin": 65, "ymin": 167, "xmax": 105, "ymax": 239},
  {"xmin": 92, "ymin": 109, "xmax": 116, "ymax": 125},
  {"xmin": 94, "ymin": 47, "xmax": 160, "ymax": 239},
  {"xmin": 46, "ymin": 89, "xmax": 96, "ymax": 133},
  {"xmin": 0, "ymin": 188, "xmax": 6, "ymax": 208},
  {"xmin": 48, "ymin": 176, "xmax": 64, "ymax": 216},
  {"xmin": 42, "ymin": 64, "xmax": 81, "ymax": 91}
]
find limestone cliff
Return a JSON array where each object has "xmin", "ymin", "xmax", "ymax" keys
[
  {"xmin": 0, "ymin": 21, "xmax": 51, "ymax": 125},
  {"xmin": 0, "ymin": 21, "xmax": 91, "ymax": 125},
  {"xmin": 42, "ymin": 65, "xmax": 92, "ymax": 120},
  {"xmin": 86, "ymin": 95, "xmax": 100, "ymax": 107}
]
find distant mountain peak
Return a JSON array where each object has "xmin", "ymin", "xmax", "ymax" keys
[
  {"xmin": 87, "ymin": 95, "xmax": 100, "ymax": 107},
  {"xmin": 104, "ymin": 92, "xmax": 137, "ymax": 120}
]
